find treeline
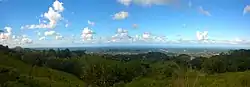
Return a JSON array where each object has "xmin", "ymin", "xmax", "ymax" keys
[{"xmin": 1, "ymin": 45, "xmax": 250, "ymax": 87}]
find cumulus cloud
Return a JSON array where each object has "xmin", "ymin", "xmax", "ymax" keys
[
  {"xmin": 44, "ymin": 31, "xmax": 56, "ymax": 36},
  {"xmin": 196, "ymin": 31, "xmax": 208, "ymax": 41},
  {"xmin": 39, "ymin": 37, "xmax": 46, "ymax": 40},
  {"xmin": 21, "ymin": 0, "xmax": 64, "ymax": 29},
  {"xmin": 12, "ymin": 35, "xmax": 16, "ymax": 39},
  {"xmin": 243, "ymin": 5, "xmax": 250, "ymax": 15},
  {"xmin": 43, "ymin": 7, "xmax": 62, "ymax": 28},
  {"xmin": 142, "ymin": 32, "xmax": 151, "ymax": 39},
  {"xmin": 198, "ymin": 6, "xmax": 211, "ymax": 16},
  {"xmin": 110, "ymin": 28, "xmax": 132, "ymax": 42},
  {"xmin": 5, "ymin": 27, "xmax": 12, "ymax": 33},
  {"xmin": 21, "ymin": 38, "xmax": 33, "ymax": 44},
  {"xmin": 131, "ymin": 32, "xmax": 168, "ymax": 43},
  {"xmin": 53, "ymin": 0, "xmax": 64, "ymax": 12},
  {"xmin": 0, "ymin": 28, "xmax": 34, "ymax": 47},
  {"xmin": 0, "ymin": 27, "xmax": 12, "ymax": 40},
  {"xmin": 87, "ymin": 20, "xmax": 95, "ymax": 26},
  {"xmin": 14, "ymin": 35, "xmax": 33, "ymax": 45},
  {"xmin": 55, "ymin": 35, "xmax": 63, "ymax": 40},
  {"xmin": 81, "ymin": 27, "xmax": 95, "ymax": 41},
  {"xmin": 113, "ymin": 11, "xmax": 129, "ymax": 20},
  {"xmin": 117, "ymin": 0, "xmax": 132, "ymax": 6}
]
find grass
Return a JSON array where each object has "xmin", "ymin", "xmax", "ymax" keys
[
  {"xmin": 125, "ymin": 69, "xmax": 250, "ymax": 87},
  {"xmin": 0, "ymin": 55, "xmax": 85, "ymax": 87}
]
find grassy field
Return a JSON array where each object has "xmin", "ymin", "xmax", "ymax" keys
[
  {"xmin": 0, "ymin": 55, "xmax": 85, "ymax": 87},
  {"xmin": 125, "ymin": 70, "xmax": 250, "ymax": 87}
]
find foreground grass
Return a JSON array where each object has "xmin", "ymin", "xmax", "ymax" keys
[
  {"xmin": 125, "ymin": 70, "xmax": 250, "ymax": 87},
  {"xmin": 0, "ymin": 55, "xmax": 85, "ymax": 87}
]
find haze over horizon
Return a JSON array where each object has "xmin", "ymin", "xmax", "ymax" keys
[{"xmin": 1, "ymin": 0, "xmax": 250, "ymax": 48}]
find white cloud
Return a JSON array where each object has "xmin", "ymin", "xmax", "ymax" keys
[
  {"xmin": 55, "ymin": 35, "xmax": 63, "ymax": 40},
  {"xmin": 131, "ymin": 32, "xmax": 168, "ymax": 43},
  {"xmin": 0, "ymin": 33, "xmax": 7, "ymax": 40},
  {"xmin": 0, "ymin": 27, "xmax": 12, "ymax": 40},
  {"xmin": 198, "ymin": 6, "xmax": 211, "ymax": 16},
  {"xmin": 53, "ymin": 0, "xmax": 64, "ymax": 12},
  {"xmin": 39, "ymin": 37, "xmax": 46, "ymax": 40},
  {"xmin": 132, "ymin": 24, "xmax": 138, "ymax": 29},
  {"xmin": 44, "ymin": 31, "xmax": 56, "ymax": 36},
  {"xmin": 142, "ymin": 32, "xmax": 151, "ymax": 39},
  {"xmin": 22, "ymin": 24, "xmax": 52, "ymax": 29},
  {"xmin": 4, "ymin": 27, "xmax": 12, "ymax": 33},
  {"xmin": 87, "ymin": 20, "xmax": 95, "ymax": 26},
  {"xmin": 196, "ymin": 31, "xmax": 208, "ymax": 41},
  {"xmin": 110, "ymin": 28, "xmax": 132, "ymax": 42},
  {"xmin": 43, "ymin": 7, "xmax": 62, "ymax": 28},
  {"xmin": 21, "ymin": 38, "xmax": 33, "ymax": 44},
  {"xmin": 118, "ymin": 0, "xmax": 176, "ymax": 6},
  {"xmin": 12, "ymin": 35, "xmax": 16, "ymax": 39},
  {"xmin": 235, "ymin": 38, "xmax": 243, "ymax": 42},
  {"xmin": 113, "ymin": 11, "xmax": 129, "ymax": 20},
  {"xmin": 21, "ymin": 35, "xmax": 33, "ymax": 44},
  {"xmin": 81, "ymin": 27, "xmax": 95, "ymax": 41},
  {"xmin": 243, "ymin": 5, "xmax": 250, "ymax": 15},
  {"xmin": 21, "ymin": 0, "xmax": 64, "ymax": 29},
  {"xmin": 227, "ymin": 38, "xmax": 246, "ymax": 45},
  {"xmin": 117, "ymin": 0, "xmax": 132, "ymax": 6},
  {"xmin": 65, "ymin": 24, "xmax": 69, "ymax": 28},
  {"xmin": 22, "ymin": 35, "xmax": 28, "ymax": 38},
  {"xmin": 0, "ymin": 32, "xmax": 35, "ymax": 47}
]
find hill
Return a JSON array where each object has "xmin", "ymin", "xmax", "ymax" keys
[
  {"xmin": 0, "ymin": 54, "xmax": 85, "ymax": 87},
  {"xmin": 1, "ymin": 45, "xmax": 250, "ymax": 87}
]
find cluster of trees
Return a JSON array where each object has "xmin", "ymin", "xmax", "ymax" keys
[{"xmin": 1, "ymin": 44, "xmax": 250, "ymax": 87}]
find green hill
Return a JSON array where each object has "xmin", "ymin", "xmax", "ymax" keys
[
  {"xmin": 1, "ymin": 45, "xmax": 250, "ymax": 87},
  {"xmin": 125, "ymin": 70, "xmax": 250, "ymax": 87},
  {"xmin": 0, "ymin": 54, "xmax": 85, "ymax": 87}
]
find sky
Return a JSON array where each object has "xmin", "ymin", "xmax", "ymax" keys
[{"xmin": 0, "ymin": 0, "xmax": 250, "ymax": 48}]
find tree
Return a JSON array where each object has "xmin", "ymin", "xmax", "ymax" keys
[{"xmin": 190, "ymin": 57, "xmax": 206, "ymax": 70}]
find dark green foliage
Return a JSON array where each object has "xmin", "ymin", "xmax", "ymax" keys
[
  {"xmin": 190, "ymin": 57, "xmax": 206, "ymax": 70},
  {"xmin": 0, "ymin": 66, "xmax": 20, "ymax": 86},
  {"xmin": 202, "ymin": 49, "xmax": 250, "ymax": 74}
]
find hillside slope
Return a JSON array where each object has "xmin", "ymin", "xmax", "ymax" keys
[{"xmin": 0, "ymin": 54, "xmax": 85, "ymax": 87}]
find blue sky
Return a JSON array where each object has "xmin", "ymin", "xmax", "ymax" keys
[{"xmin": 0, "ymin": 0, "xmax": 250, "ymax": 48}]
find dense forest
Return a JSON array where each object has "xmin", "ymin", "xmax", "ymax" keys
[{"xmin": 1, "ymin": 45, "xmax": 250, "ymax": 87}]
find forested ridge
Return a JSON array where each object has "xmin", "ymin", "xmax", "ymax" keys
[{"xmin": 1, "ymin": 45, "xmax": 250, "ymax": 87}]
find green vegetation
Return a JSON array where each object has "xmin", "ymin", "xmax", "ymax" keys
[{"xmin": 1, "ymin": 45, "xmax": 250, "ymax": 87}]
